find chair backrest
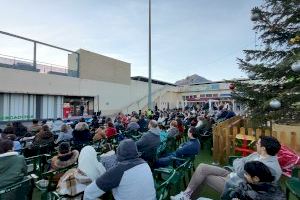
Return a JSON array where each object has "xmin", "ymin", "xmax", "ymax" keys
[
  {"xmin": 25, "ymin": 154, "xmax": 51, "ymax": 176},
  {"xmin": 40, "ymin": 163, "xmax": 77, "ymax": 191},
  {"xmin": 0, "ymin": 176, "xmax": 33, "ymax": 200},
  {"xmin": 156, "ymin": 170, "xmax": 176, "ymax": 200},
  {"xmin": 292, "ymin": 167, "xmax": 300, "ymax": 178}
]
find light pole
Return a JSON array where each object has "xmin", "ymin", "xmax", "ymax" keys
[{"xmin": 147, "ymin": 0, "xmax": 152, "ymax": 110}]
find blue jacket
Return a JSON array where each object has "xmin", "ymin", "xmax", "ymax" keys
[{"xmin": 175, "ymin": 138, "xmax": 200, "ymax": 157}]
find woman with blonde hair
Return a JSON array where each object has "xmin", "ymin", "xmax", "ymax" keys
[
  {"xmin": 32, "ymin": 125, "xmax": 54, "ymax": 146},
  {"xmin": 72, "ymin": 122, "xmax": 91, "ymax": 145},
  {"xmin": 92, "ymin": 127, "xmax": 106, "ymax": 142},
  {"xmin": 56, "ymin": 146, "xmax": 106, "ymax": 197},
  {"xmin": 55, "ymin": 124, "xmax": 73, "ymax": 144},
  {"xmin": 167, "ymin": 120, "xmax": 179, "ymax": 138}
]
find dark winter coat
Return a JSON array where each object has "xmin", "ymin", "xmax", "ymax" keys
[{"xmin": 222, "ymin": 182, "xmax": 286, "ymax": 200}]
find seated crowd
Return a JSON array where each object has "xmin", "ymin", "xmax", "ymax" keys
[{"xmin": 0, "ymin": 105, "xmax": 288, "ymax": 200}]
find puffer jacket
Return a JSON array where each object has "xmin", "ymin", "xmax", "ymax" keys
[{"xmin": 222, "ymin": 182, "xmax": 286, "ymax": 200}]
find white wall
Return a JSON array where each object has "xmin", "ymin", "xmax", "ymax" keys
[{"xmin": 0, "ymin": 67, "xmax": 173, "ymax": 116}]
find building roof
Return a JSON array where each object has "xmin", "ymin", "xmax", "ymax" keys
[
  {"xmin": 131, "ymin": 76, "xmax": 176, "ymax": 86},
  {"xmin": 188, "ymin": 78, "xmax": 249, "ymax": 86}
]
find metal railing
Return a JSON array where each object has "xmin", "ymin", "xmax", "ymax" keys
[{"xmin": 0, "ymin": 53, "xmax": 78, "ymax": 77}]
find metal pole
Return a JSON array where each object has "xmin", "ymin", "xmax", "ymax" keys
[
  {"xmin": 148, "ymin": 0, "xmax": 152, "ymax": 110},
  {"xmin": 33, "ymin": 42, "xmax": 37, "ymax": 68}
]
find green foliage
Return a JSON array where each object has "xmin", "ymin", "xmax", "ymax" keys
[{"xmin": 232, "ymin": 0, "xmax": 300, "ymax": 125}]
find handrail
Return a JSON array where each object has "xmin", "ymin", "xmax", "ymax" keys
[
  {"xmin": 0, "ymin": 53, "xmax": 69, "ymax": 69},
  {"xmin": 120, "ymin": 85, "xmax": 171, "ymax": 114}
]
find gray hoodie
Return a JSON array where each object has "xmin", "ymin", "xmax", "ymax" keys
[
  {"xmin": 223, "ymin": 152, "xmax": 282, "ymax": 196},
  {"xmin": 136, "ymin": 127, "xmax": 161, "ymax": 163},
  {"xmin": 84, "ymin": 139, "xmax": 156, "ymax": 200}
]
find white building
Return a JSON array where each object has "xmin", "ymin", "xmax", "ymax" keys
[{"xmin": 0, "ymin": 35, "xmax": 238, "ymax": 122}]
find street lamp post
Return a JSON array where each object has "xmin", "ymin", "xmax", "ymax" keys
[{"xmin": 147, "ymin": 0, "xmax": 152, "ymax": 110}]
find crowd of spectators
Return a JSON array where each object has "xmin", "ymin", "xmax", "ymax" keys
[{"xmin": 0, "ymin": 104, "xmax": 287, "ymax": 200}]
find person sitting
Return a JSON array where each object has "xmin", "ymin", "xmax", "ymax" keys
[
  {"xmin": 167, "ymin": 120, "xmax": 179, "ymax": 138},
  {"xmin": 176, "ymin": 117, "xmax": 185, "ymax": 134},
  {"xmin": 90, "ymin": 115, "xmax": 100, "ymax": 129},
  {"xmin": 57, "ymin": 146, "xmax": 106, "ymax": 197},
  {"xmin": 92, "ymin": 127, "xmax": 107, "ymax": 142},
  {"xmin": 171, "ymin": 136, "xmax": 282, "ymax": 200},
  {"xmin": 72, "ymin": 122, "xmax": 91, "ymax": 145},
  {"xmin": 137, "ymin": 115, "xmax": 148, "ymax": 132},
  {"xmin": 126, "ymin": 117, "xmax": 140, "ymax": 132},
  {"xmin": 224, "ymin": 110, "xmax": 236, "ymax": 120},
  {"xmin": 98, "ymin": 143, "xmax": 118, "ymax": 170},
  {"xmin": 12, "ymin": 121, "xmax": 28, "ymax": 138},
  {"xmin": 105, "ymin": 122, "xmax": 117, "ymax": 139},
  {"xmin": 136, "ymin": 120, "xmax": 161, "ymax": 165},
  {"xmin": 6, "ymin": 134, "xmax": 22, "ymax": 153},
  {"xmin": 52, "ymin": 118, "xmax": 64, "ymax": 134},
  {"xmin": 155, "ymin": 127, "xmax": 200, "ymax": 168},
  {"xmin": 32, "ymin": 124, "xmax": 54, "ymax": 146},
  {"xmin": 114, "ymin": 117, "xmax": 125, "ymax": 133},
  {"xmin": 55, "ymin": 124, "xmax": 73, "ymax": 144},
  {"xmin": 0, "ymin": 139, "xmax": 27, "ymax": 189},
  {"xmin": 28, "ymin": 119, "xmax": 42, "ymax": 136},
  {"xmin": 50, "ymin": 142, "xmax": 79, "ymax": 170},
  {"xmin": 221, "ymin": 161, "xmax": 285, "ymax": 200},
  {"xmin": 158, "ymin": 124, "xmax": 168, "ymax": 143},
  {"xmin": 84, "ymin": 139, "xmax": 156, "ymax": 200}
]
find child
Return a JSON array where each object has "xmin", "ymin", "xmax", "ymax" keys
[{"xmin": 221, "ymin": 161, "xmax": 285, "ymax": 200}]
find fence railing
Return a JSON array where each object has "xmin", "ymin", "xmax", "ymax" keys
[
  {"xmin": 0, "ymin": 53, "xmax": 78, "ymax": 77},
  {"xmin": 212, "ymin": 117, "xmax": 300, "ymax": 165}
]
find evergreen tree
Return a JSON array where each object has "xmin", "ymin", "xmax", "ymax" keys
[{"xmin": 232, "ymin": 0, "xmax": 300, "ymax": 125}]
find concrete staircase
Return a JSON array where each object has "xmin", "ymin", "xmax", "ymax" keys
[{"xmin": 120, "ymin": 85, "xmax": 176, "ymax": 114}]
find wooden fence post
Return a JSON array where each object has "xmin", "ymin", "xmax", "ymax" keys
[
  {"xmin": 256, "ymin": 129, "xmax": 262, "ymax": 140},
  {"xmin": 264, "ymin": 129, "xmax": 271, "ymax": 136},
  {"xmin": 240, "ymin": 127, "xmax": 245, "ymax": 135},
  {"xmin": 290, "ymin": 132, "xmax": 297, "ymax": 150}
]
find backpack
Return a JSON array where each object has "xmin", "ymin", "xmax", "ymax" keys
[{"xmin": 277, "ymin": 145, "xmax": 300, "ymax": 177}]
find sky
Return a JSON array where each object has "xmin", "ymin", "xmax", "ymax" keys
[{"xmin": 0, "ymin": 0, "xmax": 263, "ymax": 83}]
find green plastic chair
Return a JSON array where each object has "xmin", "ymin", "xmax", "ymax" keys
[
  {"xmin": 154, "ymin": 157, "xmax": 193, "ymax": 192},
  {"xmin": 0, "ymin": 176, "xmax": 33, "ymax": 200},
  {"xmin": 223, "ymin": 156, "xmax": 242, "ymax": 172},
  {"xmin": 286, "ymin": 167, "xmax": 300, "ymax": 200},
  {"xmin": 25, "ymin": 154, "xmax": 51, "ymax": 177},
  {"xmin": 155, "ymin": 170, "xmax": 177, "ymax": 200},
  {"xmin": 48, "ymin": 191, "xmax": 84, "ymax": 200},
  {"xmin": 35, "ymin": 164, "xmax": 77, "ymax": 200}
]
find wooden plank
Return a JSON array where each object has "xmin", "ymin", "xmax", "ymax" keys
[
  {"xmin": 212, "ymin": 128, "xmax": 219, "ymax": 162},
  {"xmin": 256, "ymin": 129, "xmax": 262, "ymax": 140},
  {"xmin": 232, "ymin": 126, "xmax": 238, "ymax": 150},
  {"xmin": 272, "ymin": 131, "xmax": 277, "ymax": 140},
  {"xmin": 279, "ymin": 131, "xmax": 288, "ymax": 146},
  {"xmin": 225, "ymin": 128, "xmax": 231, "ymax": 162},
  {"xmin": 240, "ymin": 127, "xmax": 245, "ymax": 135},
  {"xmin": 290, "ymin": 132, "xmax": 297, "ymax": 150},
  {"xmin": 248, "ymin": 128, "xmax": 254, "ymax": 136},
  {"xmin": 218, "ymin": 130, "xmax": 224, "ymax": 164},
  {"xmin": 264, "ymin": 129, "xmax": 271, "ymax": 136}
]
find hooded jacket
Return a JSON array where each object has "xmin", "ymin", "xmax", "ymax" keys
[
  {"xmin": 0, "ymin": 152, "xmax": 27, "ymax": 189},
  {"xmin": 136, "ymin": 127, "xmax": 161, "ymax": 163},
  {"xmin": 32, "ymin": 130, "xmax": 54, "ymax": 146},
  {"xmin": 84, "ymin": 139, "xmax": 156, "ymax": 200},
  {"xmin": 222, "ymin": 182, "xmax": 286, "ymax": 200}
]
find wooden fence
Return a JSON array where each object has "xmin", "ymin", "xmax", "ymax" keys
[{"xmin": 212, "ymin": 117, "xmax": 300, "ymax": 165}]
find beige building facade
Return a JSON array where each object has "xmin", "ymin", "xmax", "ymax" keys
[{"xmin": 0, "ymin": 48, "xmax": 236, "ymax": 121}]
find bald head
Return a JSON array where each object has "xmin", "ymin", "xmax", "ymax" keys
[{"xmin": 148, "ymin": 120, "xmax": 158, "ymax": 129}]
